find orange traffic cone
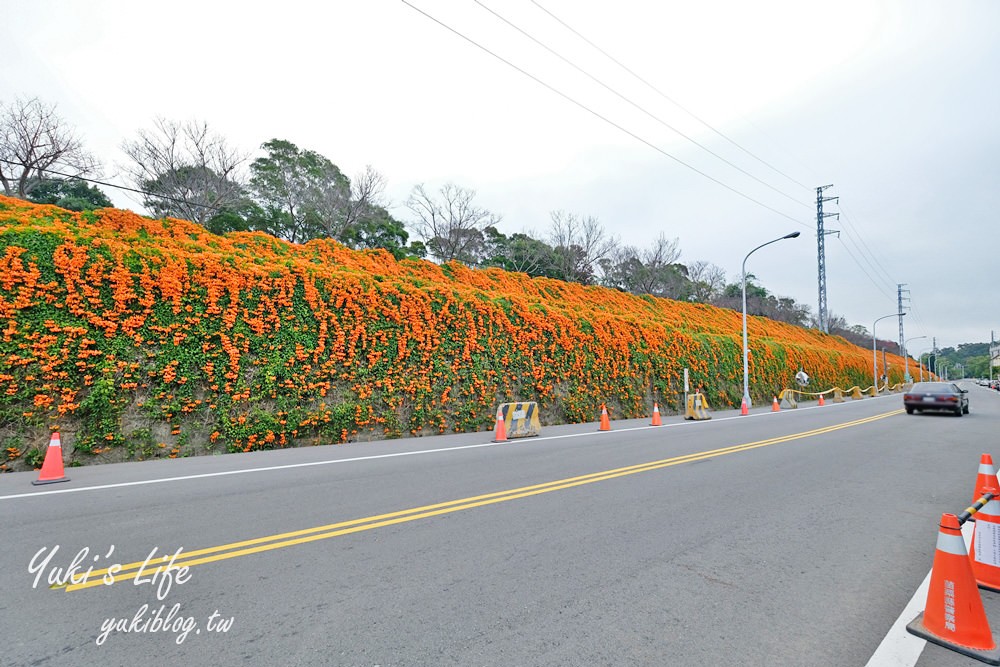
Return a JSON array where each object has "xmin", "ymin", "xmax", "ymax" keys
[
  {"xmin": 974, "ymin": 454, "xmax": 1000, "ymax": 506},
  {"xmin": 32, "ymin": 432, "xmax": 69, "ymax": 486},
  {"xmin": 598, "ymin": 403, "xmax": 611, "ymax": 431},
  {"xmin": 907, "ymin": 513, "xmax": 1000, "ymax": 664},
  {"xmin": 650, "ymin": 402, "xmax": 662, "ymax": 426},
  {"xmin": 971, "ymin": 489, "xmax": 1000, "ymax": 592},
  {"xmin": 818, "ymin": 394, "xmax": 826, "ymax": 407},
  {"xmin": 771, "ymin": 396, "xmax": 780, "ymax": 412},
  {"xmin": 492, "ymin": 407, "xmax": 508, "ymax": 443},
  {"xmin": 740, "ymin": 397, "xmax": 749, "ymax": 416}
]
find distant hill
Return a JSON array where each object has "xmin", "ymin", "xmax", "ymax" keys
[{"xmin": 0, "ymin": 196, "xmax": 916, "ymax": 470}]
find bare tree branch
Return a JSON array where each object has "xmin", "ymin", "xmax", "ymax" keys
[
  {"xmin": 0, "ymin": 97, "xmax": 99, "ymax": 197},
  {"xmin": 547, "ymin": 210, "xmax": 618, "ymax": 284},
  {"xmin": 687, "ymin": 260, "xmax": 727, "ymax": 302},
  {"xmin": 405, "ymin": 183, "xmax": 500, "ymax": 263},
  {"xmin": 344, "ymin": 164, "xmax": 387, "ymax": 227},
  {"xmin": 120, "ymin": 118, "xmax": 248, "ymax": 224}
]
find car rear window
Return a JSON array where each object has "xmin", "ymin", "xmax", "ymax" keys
[{"xmin": 910, "ymin": 382, "xmax": 950, "ymax": 391}]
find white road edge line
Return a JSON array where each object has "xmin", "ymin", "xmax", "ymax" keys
[
  {"xmin": 863, "ymin": 519, "xmax": 975, "ymax": 666},
  {"xmin": 0, "ymin": 397, "xmax": 887, "ymax": 501}
]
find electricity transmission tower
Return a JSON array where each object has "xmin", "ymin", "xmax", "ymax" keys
[
  {"xmin": 816, "ymin": 185, "xmax": 839, "ymax": 333},
  {"xmin": 897, "ymin": 284, "xmax": 909, "ymax": 351}
]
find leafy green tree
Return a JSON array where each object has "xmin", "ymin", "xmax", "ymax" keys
[
  {"xmin": 26, "ymin": 178, "xmax": 112, "ymax": 211},
  {"xmin": 339, "ymin": 205, "xmax": 426, "ymax": 259},
  {"xmin": 249, "ymin": 139, "xmax": 350, "ymax": 244},
  {"xmin": 204, "ymin": 199, "xmax": 262, "ymax": 235},
  {"xmin": 475, "ymin": 227, "xmax": 551, "ymax": 276},
  {"xmin": 714, "ymin": 276, "xmax": 811, "ymax": 327}
]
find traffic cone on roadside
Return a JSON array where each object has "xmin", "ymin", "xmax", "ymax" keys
[
  {"xmin": 818, "ymin": 394, "xmax": 826, "ymax": 407},
  {"xmin": 491, "ymin": 407, "xmax": 508, "ymax": 443},
  {"xmin": 650, "ymin": 402, "xmax": 662, "ymax": 426},
  {"xmin": 974, "ymin": 455, "xmax": 1000, "ymax": 506},
  {"xmin": 907, "ymin": 513, "xmax": 1000, "ymax": 664},
  {"xmin": 970, "ymin": 488, "xmax": 1000, "ymax": 592},
  {"xmin": 740, "ymin": 397, "xmax": 749, "ymax": 416},
  {"xmin": 32, "ymin": 432, "xmax": 69, "ymax": 486},
  {"xmin": 771, "ymin": 396, "xmax": 780, "ymax": 412},
  {"xmin": 599, "ymin": 403, "xmax": 611, "ymax": 431}
]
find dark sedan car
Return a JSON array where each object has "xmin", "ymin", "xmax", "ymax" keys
[{"xmin": 903, "ymin": 381, "xmax": 970, "ymax": 416}]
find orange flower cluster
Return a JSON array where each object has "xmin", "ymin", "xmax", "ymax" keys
[{"xmin": 0, "ymin": 195, "xmax": 919, "ymax": 464}]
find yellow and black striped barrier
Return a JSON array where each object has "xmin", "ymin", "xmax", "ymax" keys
[
  {"xmin": 685, "ymin": 393, "xmax": 711, "ymax": 420},
  {"xmin": 497, "ymin": 402, "xmax": 542, "ymax": 438}
]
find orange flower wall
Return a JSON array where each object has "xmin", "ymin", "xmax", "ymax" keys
[{"xmin": 0, "ymin": 196, "xmax": 919, "ymax": 468}]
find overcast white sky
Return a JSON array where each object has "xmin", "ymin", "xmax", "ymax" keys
[{"xmin": 4, "ymin": 0, "xmax": 998, "ymax": 351}]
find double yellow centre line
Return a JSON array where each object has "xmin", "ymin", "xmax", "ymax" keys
[{"xmin": 62, "ymin": 410, "xmax": 901, "ymax": 592}]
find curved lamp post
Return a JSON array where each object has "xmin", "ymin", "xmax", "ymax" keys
[
  {"xmin": 741, "ymin": 231, "xmax": 801, "ymax": 411},
  {"xmin": 904, "ymin": 335, "xmax": 927, "ymax": 383},
  {"xmin": 873, "ymin": 312, "xmax": 903, "ymax": 393}
]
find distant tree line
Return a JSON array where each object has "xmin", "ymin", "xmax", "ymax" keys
[{"xmin": 1, "ymin": 96, "xmax": 892, "ymax": 338}]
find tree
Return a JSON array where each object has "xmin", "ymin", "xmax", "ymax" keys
[
  {"xmin": 25, "ymin": 178, "xmax": 112, "ymax": 211},
  {"xmin": 600, "ymin": 234, "xmax": 686, "ymax": 297},
  {"xmin": 687, "ymin": 260, "xmax": 727, "ymax": 303},
  {"xmin": 121, "ymin": 118, "xmax": 248, "ymax": 225},
  {"xmin": 479, "ymin": 227, "xmax": 555, "ymax": 276},
  {"xmin": 339, "ymin": 204, "xmax": 426, "ymax": 259},
  {"xmin": 248, "ymin": 139, "xmax": 351, "ymax": 244},
  {"xmin": 547, "ymin": 211, "xmax": 618, "ymax": 284},
  {"xmin": 343, "ymin": 165, "xmax": 387, "ymax": 228},
  {"xmin": 0, "ymin": 97, "xmax": 99, "ymax": 198},
  {"xmin": 713, "ymin": 276, "xmax": 811, "ymax": 326},
  {"xmin": 405, "ymin": 183, "xmax": 500, "ymax": 264}
]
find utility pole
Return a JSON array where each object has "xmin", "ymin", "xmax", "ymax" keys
[
  {"xmin": 991, "ymin": 331, "xmax": 996, "ymax": 382},
  {"xmin": 897, "ymin": 284, "xmax": 910, "ymax": 351},
  {"xmin": 816, "ymin": 185, "xmax": 839, "ymax": 333},
  {"xmin": 931, "ymin": 337, "xmax": 937, "ymax": 377}
]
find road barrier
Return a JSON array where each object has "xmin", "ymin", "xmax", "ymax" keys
[
  {"xmin": 685, "ymin": 393, "xmax": 711, "ymax": 420},
  {"xmin": 906, "ymin": 454, "xmax": 1000, "ymax": 664},
  {"xmin": 496, "ymin": 402, "xmax": 541, "ymax": 439},
  {"xmin": 775, "ymin": 382, "xmax": 910, "ymax": 409}
]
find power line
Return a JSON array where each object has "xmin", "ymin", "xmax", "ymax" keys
[
  {"xmin": 835, "ymin": 219, "xmax": 896, "ymax": 295},
  {"xmin": 528, "ymin": 0, "xmax": 814, "ymax": 193},
  {"xmin": 833, "ymin": 235, "xmax": 893, "ymax": 301},
  {"xmin": 400, "ymin": 0, "xmax": 811, "ymax": 229},
  {"xmin": 836, "ymin": 199, "xmax": 897, "ymax": 288},
  {"xmin": 474, "ymin": 0, "xmax": 811, "ymax": 211}
]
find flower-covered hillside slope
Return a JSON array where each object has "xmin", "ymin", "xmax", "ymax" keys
[{"xmin": 0, "ymin": 196, "xmax": 915, "ymax": 470}]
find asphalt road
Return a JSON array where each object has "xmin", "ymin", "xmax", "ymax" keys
[{"xmin": 4, "ymin": 385, "xmax": 1000, "ymax": 667}]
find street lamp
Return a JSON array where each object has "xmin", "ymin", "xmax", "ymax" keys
[
  {"xmin": 904, "ymin": 335, "xmax": 927, "ymax": 383},
  {"xmin": 916, "ymin": 348, "xmax": 933, "ymax": 382},
  {"xmin": 741, "ymin": 231, "xmax": 801, "ymax": 411},
  {"xmin": 873, "ymin": 312, "xmax": 903, "ymax": 393}
]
